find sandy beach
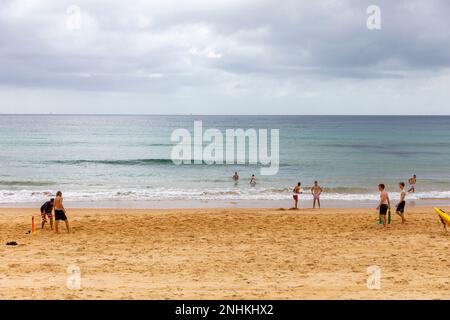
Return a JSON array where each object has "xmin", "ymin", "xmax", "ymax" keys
[{"xmin": 1, "ymin": 206, "xmax": 449, "ymax": 300}]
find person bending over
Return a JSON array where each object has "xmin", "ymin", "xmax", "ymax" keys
[{"xmin": 40, "ymin": 198, "xmax": 54, "ymax": 229}]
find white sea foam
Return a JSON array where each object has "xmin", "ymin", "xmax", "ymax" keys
[{"xmin": 1, "ymin": 188, "xmax": 450, "ymax": 203}]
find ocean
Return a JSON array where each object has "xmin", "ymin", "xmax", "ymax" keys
[{"xmin": 1, "ymin": 115, "xmax": 450, "ymax": 207}]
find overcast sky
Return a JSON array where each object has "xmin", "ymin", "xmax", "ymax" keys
[{"xmin": 1, "ymin": 0, "xmax": 450, "ymax": 114}]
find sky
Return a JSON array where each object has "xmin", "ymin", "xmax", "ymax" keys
[{"xmin": 0, "ymin": 0, "xmax": 450, "ymax": 115}]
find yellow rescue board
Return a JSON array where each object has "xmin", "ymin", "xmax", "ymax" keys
[{"xmin": 434, "ymin": 208, "xmax": 450, "ymax": 226}]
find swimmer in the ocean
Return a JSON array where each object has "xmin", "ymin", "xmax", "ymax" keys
[{"xmin": 250, "ymin": 174, "xmax": 256, "ymax": 186}]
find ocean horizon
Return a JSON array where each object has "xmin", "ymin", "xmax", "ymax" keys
[{"xmin": 1, "ymin": 114, "xmax": 450, "ymax": 208}]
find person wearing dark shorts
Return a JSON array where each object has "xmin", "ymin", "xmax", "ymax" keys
[
  {"xmin": 40, "ymin": 198, "xmax": 54, "ymax": 229},
  {"xmin": 396, "ymin": 182, "xmax": 407, "ymax": 223},
  {"xmin": 376, "ymin": 184, "xmax": 391, "ymax": 228},
  {"xmin": 396, "ymin": 201, "xmax": 405, "ymax": 213},
  {"xmin": 379, "ymin": 204, "xmax": 388, "ymax": 215},
  {"xmin": 53, "ymin": 191, "xmax": 70, "ymax": 234},
  {"xmin": 54, "ymin": 209, "xmax": 67, "ymax": 221}
]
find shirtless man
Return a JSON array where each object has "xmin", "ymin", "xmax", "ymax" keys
[
  {"xmin": 408, "ymin": 174, "xmax": 417, "ymax": 193},
  {"xmin": 311, "ymin": 181, "xmax": 323, "ymax": 209},
  {"xmin": 293, "ymin": 182, "xmax": 302, "ymax": 209},
  {"xmin": 232, "ymin": 172, "xmax": 239, "ymax": 183},
  {"xmin": 396, "ymin": 182, "xmax": 407, "ymax": 223},
  {"xmin": 53, "ymin": 191, "xmax": 70, "ymax": 234},
  {"xmin": 376, "ymin": 184, "xmax": 391, "ymax": 228},
  {"xmin": 250, "ymin": 174, "xmax": 256, "ymax": 186}
]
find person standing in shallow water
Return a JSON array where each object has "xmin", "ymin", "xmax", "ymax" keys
[
  {"xmin": 408, "ymin": 174, "xmax": 417, "ymax": 193},
  {"xmin": 232, "ymin": 172, "xmax": 239, "ymax": 184},
  {"xmin": 250, "ymin": 174, "xmax": 256, "ymax": 186},
  {"xmin": 53, "ymin": 191, "xmax": 70, "ymax": 234}
]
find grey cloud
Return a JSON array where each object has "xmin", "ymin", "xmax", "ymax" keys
[{"xmin": 0, "ymin": 0, "xmax": 449, "ymax": 111}]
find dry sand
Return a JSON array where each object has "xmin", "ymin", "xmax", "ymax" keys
[{"xmin": 0, "ymin": 207, "xmax": 449, "ymax": 299}]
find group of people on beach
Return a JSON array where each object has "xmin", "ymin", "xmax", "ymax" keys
[
  {"xmin": 292, "ymin": 181, "xmax": 323, "ymax": 209},
  {"xmin": 377, "ymin": 174, "xmax": 416, "ymax": 228},
  {"xmin": 39, "ymin": 191, "xmax": 70, "ymax": 233},
  {"xmin": 232, "ymin": 171, "xmax": 324, "ymax": 209},
  {"xmin": 231, "ymin": 171, "xmax": 418, "ymax": 227},
  {"xmin": 39, "ymin": 174, "xmax": 417, "ymax": 232}
]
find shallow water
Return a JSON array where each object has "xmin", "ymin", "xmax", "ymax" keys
[{"xmin": 1, "ymin": 115, "xmax": 449, "ymax": 205}]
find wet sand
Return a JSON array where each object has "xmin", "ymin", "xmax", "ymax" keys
[{"xmin": 1, "ymin": 207, "xmax": 449, "ymax": 299}]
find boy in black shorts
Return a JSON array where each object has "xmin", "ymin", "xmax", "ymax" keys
[
  {"xmin": 396, "ymin": 182, "xmax": 407, "ymax": 223},
  {"xmin": 54, "ymin": 191, "xmax": 70, "ymax": 234},
  {"xmin": 376, "ymin": 184, "xmax": 390, "ymax": 228}
]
